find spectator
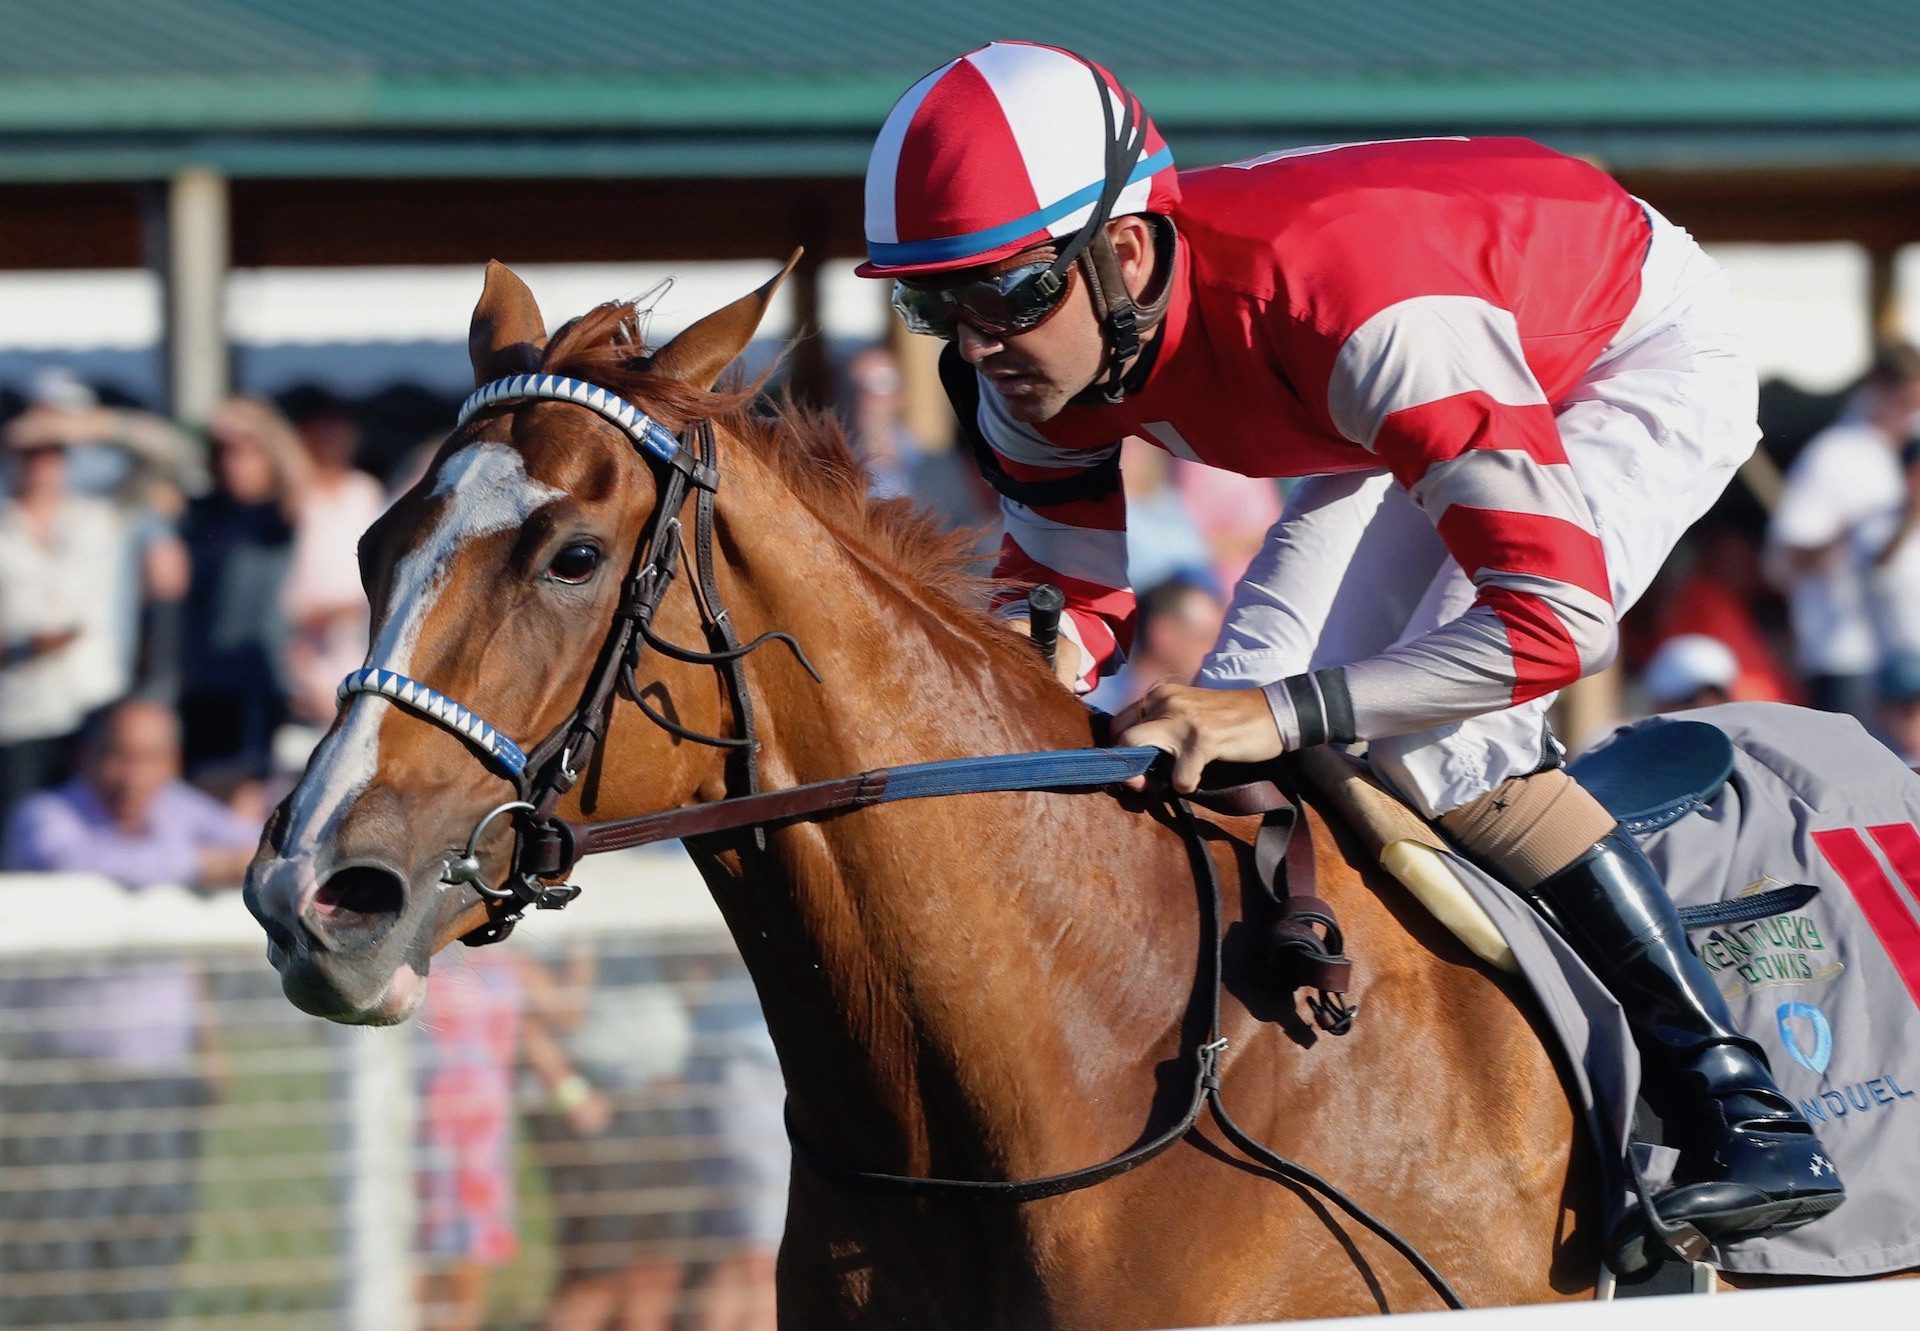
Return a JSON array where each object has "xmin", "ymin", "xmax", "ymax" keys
[
  {"xmin": 1766, "ymin": 344, "xmax": 1920, "ymax": 721},
  {"xmin": 1119, "ymin": 437, "xmax": 1213, "ymax": 593},
  {"xmin": 686, "ymin": 963, "xmax": 784, "ymax": 1331},
  {"xmin": 1877, "ymin": 654, "xmax": 1920, "ymax": 766},
  {"xmin": 0, "ymin": 699, "xmax": 254, "ymax": 1329},
  {"xmin": 8, "ymin": 374, "xmax": 198, "ymax": 698},
  {"xmin": 3, "ymin": 698, "xmax": 259, "ymax": 889},
  {"xmin": 1171, "ymin": 459, "xmax": 1284, "ymax": 592},
  {"xmin": 415, "ymin": 946, "xmax": 527, "ymax": 1331},
  {"xmin": 281, "ymin": 394, "xmax": 384, "ymax": 724},
  {"xmin": 1647, "ymin": 519, "xmax": 1799, "ymax": 704},
  {"xmin": 845, "ymin": 345, "xmax": 996, "ymax": 543},
  {"xmin": 178, "ymin": 397, "xmax": 302, "ymax": 781},
  {"xmin": 845, "ymin": 347, "xmax": 917, "ymax": 500},
  {"xmin": 1639, "ymin": 634, "xmax": 1739, "ymax": 712},
  {"xmin": 1865, "ymin": 437, "xmax": 1920, "ymax": 666},
  {"xmin": 1087, "ymin": 577, "xmax": 1226, "ymax": 712},
  {"xmin": 21, "ymin": 367, "xmax": 207, "ymax": 508},
  {"xmin": 521, "ymin": 946, "xmax": 698, "ymax": 1331},
  {"xmin": 0, "ymin": 415, "xmax": 135, "ymax": 848}
]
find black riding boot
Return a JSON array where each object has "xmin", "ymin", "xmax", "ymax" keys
[{"xmin": 1527, "ymin": 829, "xmax": 1845, "ymax": 1251}]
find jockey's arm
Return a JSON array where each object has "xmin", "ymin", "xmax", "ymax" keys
[
  {"xmin": 1271, "ymin": 391, "xmax": 1615, "ymax": 750},
  {"xmin": 1120, "ymin": 306, "xmax": 1614, "ymax": 787}
]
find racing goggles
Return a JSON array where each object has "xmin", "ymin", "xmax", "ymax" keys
[{"xmin": 892, "ymin": 260, "xmax": 1073, "ymax": 339}]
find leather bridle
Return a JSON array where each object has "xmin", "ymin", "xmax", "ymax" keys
[{"xmin": 337, "ymin": 371, "xmax": 814, "ymax": 946}]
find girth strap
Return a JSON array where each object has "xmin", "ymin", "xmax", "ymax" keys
[{"xmin": 1254, "ymin": 797, "xmax": 1357, "ymax": 1034}]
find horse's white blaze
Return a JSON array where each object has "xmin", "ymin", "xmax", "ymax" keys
[{"xmin": 279, "ymin": 443, "xmax": 563, "ymax": 870}]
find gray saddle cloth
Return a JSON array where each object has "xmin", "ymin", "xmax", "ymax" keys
[{"xmin": 1433, "ymin": 701, "xmax": 1920, "ymax": 1277}]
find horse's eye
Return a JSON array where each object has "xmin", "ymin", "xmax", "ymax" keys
[{"xmin": 548, "ymin": 543, "xmax": 603, "ymax": 584}]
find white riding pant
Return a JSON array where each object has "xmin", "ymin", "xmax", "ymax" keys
[{"xmin": 1197, "ymin": 205, "xmax": 1759, "ymax": 818}]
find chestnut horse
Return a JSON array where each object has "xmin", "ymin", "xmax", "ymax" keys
[{"xmin": 247, "ymin": 261, "xmax": 1601, "ymax": 1326}]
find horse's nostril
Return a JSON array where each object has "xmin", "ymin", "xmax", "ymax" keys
[{"xmin": 310, "ymin": 865, "xmax": 407, "ymax": 926}]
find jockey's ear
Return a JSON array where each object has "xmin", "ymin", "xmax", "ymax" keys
[
  {"xmin": 650, "ymin": 249, "xmax": 802, "ymax": 390},
  {"xmin": 468, "ymin": 260, "xmax": 549, "ymax": 385}
]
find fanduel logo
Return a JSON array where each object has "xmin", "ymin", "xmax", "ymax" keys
[
  {"xmin": 1777, "ymin": 1000, "xmax": 1832, "ymax": 1074},
  {"xmin": 1774, "ymin": 1000, "xmax": 1918, "ymax": 1128},
  {"xmin": 1799, "ymin": 1076, "xmax": 1916, "ymax": 1125}
]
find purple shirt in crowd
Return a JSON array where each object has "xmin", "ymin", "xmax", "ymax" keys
[
  {"xmin": 4, "ymin": 779, "xmax": 259, "ymax": 1067},
  {"xmin": 4, "ymin": 777, "xmax": 259, "ymax": 887}
]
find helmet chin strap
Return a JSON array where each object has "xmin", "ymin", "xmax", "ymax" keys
[
  {"xmin": 1044, "ymin": 62, "xmax": 1169, "ymax": 405},
  {"xmin": 1076, "ymin": 218, "xmax": 1176, "ymax": 404}
]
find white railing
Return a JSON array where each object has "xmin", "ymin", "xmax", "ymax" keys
[
  {"xmin": 1180, "ymin": 1276, "xmax": 1919, "ymax": 1329},
  {"xmin": 0, "ymin": 848, "xmax": 779, "ymax": 1330}
]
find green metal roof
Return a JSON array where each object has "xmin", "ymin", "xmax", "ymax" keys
[{"xmin": 2, "ymin": 0, "xmax": 1919, "ymax": 180}]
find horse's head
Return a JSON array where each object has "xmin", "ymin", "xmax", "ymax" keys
[{"xmin": 245, "ymin": 258, "xmax": 794, "ymax": 1023}]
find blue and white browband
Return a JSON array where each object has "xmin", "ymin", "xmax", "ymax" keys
[
  {"xmin": 458, "ymin": 373, "xmax": 684, "ymax": 465},
  {"xmin": 337, "ymin": 667, "xmax": 530, "ymax": 780}
]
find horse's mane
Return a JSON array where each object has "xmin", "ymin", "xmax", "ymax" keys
[{"xmin": 541, "ymin": 300, "xmax": 994, "ymax": 611}]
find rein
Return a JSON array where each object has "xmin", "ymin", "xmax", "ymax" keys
[{"xmin": 339, "ymin": 371, "xmax": 1463, "ymax": 1311}]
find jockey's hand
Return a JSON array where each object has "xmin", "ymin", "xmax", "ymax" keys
[
  {"xmin": 1005, "ymin": 619, "xmax": 1085, "ymax": 689},
  {"xmin": 1112, "ymin": 682, "xmax": 1285, "ymax": 794}
]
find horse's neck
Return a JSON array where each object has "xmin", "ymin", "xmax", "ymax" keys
[
  {"xmin": 687, "ymin": 462, "xmax": 1188, "ymax": 1179},
  {"xmin": 690, "ymin": 446, "xmax": 1090, "ymax": 779}
]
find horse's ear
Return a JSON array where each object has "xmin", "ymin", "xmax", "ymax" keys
[
  {"xmin": 649, "ymin": 249, "xmax": 802, "ymax": 390},
  {"xmin": 468, "ymin": 260, "xmax": 549, "ymax": 385}
]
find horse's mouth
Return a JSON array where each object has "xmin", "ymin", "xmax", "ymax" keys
[
  {"xmin": 268, "ymin": 937, "xmax": 428, "ymax": 1026},
  {"xmin": 247, "ymin": 864, "xmax": 433, "ymax": 1025}
]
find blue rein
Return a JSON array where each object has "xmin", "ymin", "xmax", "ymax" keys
[
  {"xmin": 339, "ymin": 370, "xmax": 1171, "ymax": 897},
  {"xmin": 336, "ymin": 657, "xmax": 1164, "ymax": 804}
]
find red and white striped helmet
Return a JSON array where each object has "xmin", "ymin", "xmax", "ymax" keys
[{"xmin": 857, "ymin": 41, "xmax": 1180, "ymax": 279}]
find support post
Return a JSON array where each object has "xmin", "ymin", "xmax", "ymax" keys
[
  {"xmin": 1868, "ymin": 242, "xmax": 1901, "ymax": 347},
  {"xmin": 157, "ymin": 166, "xmax": 230, "ymax": 424},
  {"xmin": 341, "ymin": 1025, "xmax": 417, "ymax": 1331},
  {"xmin": 786, "ymin": 245, "xmax": 835, "ymax": 407},
  {"xmin": 889, "ymin": 299, "xmax": 955, "ymax": 452}
]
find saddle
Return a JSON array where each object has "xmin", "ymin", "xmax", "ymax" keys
[
  {"xmin": 1289, "ymin": 719, "xmax": 1741, "ymax": 970},
  {"xmin": 1176, "ymin": 721, "xmax": 1743, "ymax": 1040},
  {"xmin": 1283, "ymin": 719, "xmax": 1793, "ymax": 1295}
]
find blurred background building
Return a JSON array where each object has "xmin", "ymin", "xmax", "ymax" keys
[{"xmin": 4, "ymin": 1, "xmax": 1920, "ymax": 1326}]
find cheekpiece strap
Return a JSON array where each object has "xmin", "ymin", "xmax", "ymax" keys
[
  {"xmin": 337, "ymin": 667, "xmax": 529, "ymax": 780},
  {"xmin": 458, "ymin": 373, "xmax": 709, "ymax": 485}
]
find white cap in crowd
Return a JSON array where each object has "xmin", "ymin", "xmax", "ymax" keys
[{"xmin": 1643, "ymin": 634, "xmax": 1739, "ymax": 706}]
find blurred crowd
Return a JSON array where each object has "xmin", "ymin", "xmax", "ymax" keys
[
  {"xmin": 0, "ymin": 372, "xmax": 390, "ymax": 857},
  {"xmin": 8, "ymin": 335, "xmax": 1920, "ymax": 1325},
  {"xmin": 1620, "ymin": 344, "xmax": 1920, "ymax": 764}
]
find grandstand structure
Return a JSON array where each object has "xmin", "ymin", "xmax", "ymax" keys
[{"xmin": 1, "ymin": 0, "xmax": 1919, "ymax": 426}]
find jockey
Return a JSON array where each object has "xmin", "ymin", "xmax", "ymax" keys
[{"xmin": 858, "ymin": 41, "xmax": 1845, "ymax": 1251}]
